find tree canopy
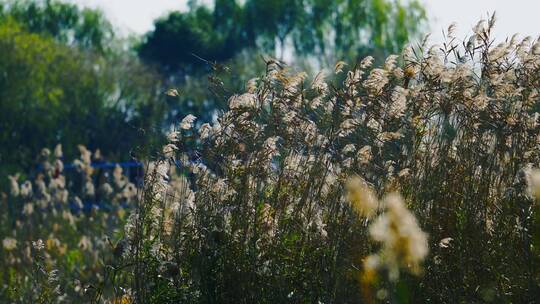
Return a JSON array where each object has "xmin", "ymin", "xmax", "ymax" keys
[
  {"xmin": 0, "ymin": 17, "xmax": 165, "ymax": 177},
  {"xmin": 138, "ymin": 0, "xmax": 427, "ymax": 74},
  {"xmin": 0, "ymin": 0, "xmax": 113, "ymax": 52}
]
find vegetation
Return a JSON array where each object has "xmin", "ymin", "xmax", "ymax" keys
[
  {"xmin": 106, "ymin": 17, "xmax": 540, "ymax": 302},
  {"xmin": 0, "ymin": 0, "xmax": 426, "ymax": 178},
  {"xmin": 0, "ymin": 145, "xmax": 139, "ymax": 302},
  {"xmin": 139, "ymin": 0, "xmax": 426, "ymax": 73},
  {"xmin": 2, "ymin": 0, "xmax": 539, "ymax": 303},
  {"xmin": 139, "ymin": 0, "xmax": 427, "ymax": 123},
  {"xmin": 0, "ymin": 1, "xmax": 166, "ymax": 178},
  {"xmin": 2, "ymin": 0, "xmax": 113, "ymax": 52}
]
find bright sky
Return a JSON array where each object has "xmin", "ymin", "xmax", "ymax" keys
[
  {"xmin": 67, "ymin": 0, "xmax": 540, "ymax": 43},
  {"xmin": 65, "ymin": 0, "xmax": 190, "ymax": 34},
  {"xmin": 424, "ymin": 0, "xmax": 540, "ymax": 43}
]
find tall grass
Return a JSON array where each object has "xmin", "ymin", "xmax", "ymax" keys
[
  {"xmin": 2, "ymin": 16, "xmax": 540, "ymax": 303},
  {"xmin": 1, "ymin": 145, "xmax": 139, "ymax": 302},
  {"xmin": 111, "ymin": 16, "xmax": 540, "ymax": 303}
]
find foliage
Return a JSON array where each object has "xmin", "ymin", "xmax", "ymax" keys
[
  {"xmin": 138, "ymin": 0, "xmax": 426, "ymax": 73},
  {"xmin": 139, "ymin": 0, "xmax": 426, "ymax": 129},
  {"xmin": 104, "ymin": 17, "xmax": 540, "ymax": 303},
  {"xmin": 2, "ymin": 8, "xmax": 540, "ymax": 303},
  {"xmin": 0, "ymin": 18, "xmax": 165, "ymax": 179},
  {"xmin": 244, "ymin": 0, "xmax": 426, "ymax": 64},
  {"xmin": 1, "ymin": 0, "xmax": 113, "ymax": 52},
  {"xmin": 138, "ymin": 0, "xmax": 249, "ymax": 76}
]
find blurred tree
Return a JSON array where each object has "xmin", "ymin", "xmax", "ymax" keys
[
  {"xmin": 138, "ymin": 0, "xmax": 250, "ymax": 76},
  {"xmin": 138, "ymin": 0, "xmax": 426, "ymax": 123},
  {"xmin": 1, "ymin": 0, "xmax": 113, "ymax": 52},
  {"xmin": 0, "ymin": 18, "xmax": 165, "ymax": 178},
  {"xmin": 139, "ymin": 0, "xmax": 426, "ymax": 72}
]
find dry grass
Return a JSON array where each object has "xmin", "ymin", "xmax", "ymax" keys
[{"xmin": 2, "ymin": 16, "xmax": 540, "ymax": 303}]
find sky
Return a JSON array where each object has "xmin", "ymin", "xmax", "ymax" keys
[{"xmin": 67, "ymin": 0, "xmax": 540, "ymax": 43}]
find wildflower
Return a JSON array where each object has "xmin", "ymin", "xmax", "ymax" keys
[
  {"xmin": 40, "ymin": 148, "xmax": 51, "ymax": 159},
  {"xmin": 166, "ymin": 88, "xmax": 179, "ymax": 97},
  {"xmin": 229, "ymin": 93, "xmax": 257, "ymax": 109},
  {"xmin": 57, "ymin": 189, "xmax": 69, "ymax": 204},
  {"xmin": 246, "ymin": 78, "xmax": 259, "ymax": 93},
  {"xmin": 167, "ymin": 130, "xmax": 180, "ymax": 142},
  {"xmin": 74, "ymin": 196, "xmax": 84, "ymax": 209},
  {"xmin": 78, "ymin": 235, "xmax": 93, "ymax": 251},
  {"xmin": 439, "ymin": 237, "xmax": 453, "ymax": 248},
  {"xmin": 78, "ymin": 145, "xmax": 92, "ymax": 166},
  {"xmin": 163, "ymin": 143, "xmax": 177, "ymax": 158},
  {"xmin": 54, "ymin": 144, "xmax": 63, "ymax": 158},
  {"xmin": 54, "ymin": 159, "xmax": 64, "ymax": 173},
  {"xmin": 113, "ymin": 165, "xmax": 126, "ymax": 188},
  {"xmin": 199, "ymin": 123, "xmax": 212, "ymax": 140},
  {"xmin": 342, "ymin": 144, "xmax": 356, "ymax": 155},
  {"xmin": 363, "ymin": 68, "xmax": 388, "ymax": 93},
  {"xmin": 33, "ymin": 239, "xmax": 45, "ymax": 251},
  {"xmin": 73, "ymin": 159, "xmax": 85, "ymax": 171},
  {"xmin": 35, "ymin": 175, "xmax": 48, "ymax": 195},
  {"xmin": 99, "ymin": 183, "xmax": 114, "ymax": 197},
  {"xmin": 94, "ymin": 149, "xmax": 102, "ymax": 161},
  {"xmin": 63, "ymin": 210, "xmax": 77, "ymax": 227},
  {"xmin": 122, "ymin": 183, "xmax": 138, "ymax": 201},
  {"xmin": 83, "ymin": 179, "xmax": 95, "ymax": 197},
  {"xmin": 20, "ymin": 180, "xmax": 33, "ymax": 198},
  {"xmin": 357, "ymin": 145, "xmax": 373, "ymax": 164},
  {"xmin": 8, "ymin": 174, "xmax": 19, "ymax": 197},
  {"xmin": 389, "ymin": 86, "xmax": 407, "ymax": 118},
  {"xmin": 526, "ymin": 168, "xmax": 540, "ymax": 199},
  {"xmin": 180, "ymin": 114, "xmax": 197, "ymax": 130},
  {"xmin": 23, "ymin": 203, "xmax": 34, "ymax": 215},
  {"xmin": 360, "ymin": 56, "xmax": 374, "ymax": 69},
  {"xmin": 2, "ymin": 237, "xmax": 17, "ymax": 251},
  {"xmin": 334, "ymin": 61, "xmax": 347, "ymax": 74},
  {"xmin": 346, "ymin": 176, "xmax": 378, "ymax": 218}
]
